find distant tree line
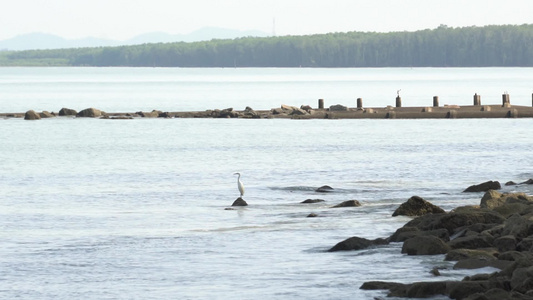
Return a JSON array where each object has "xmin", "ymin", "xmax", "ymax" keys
[{"xmin": 1, "ymin": 24, "xmax": 532, "ymax": 67}]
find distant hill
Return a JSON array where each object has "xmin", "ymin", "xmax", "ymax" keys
[{"xmin": 0, "ymin": 27, "xmax": 270, "ymax": 51}]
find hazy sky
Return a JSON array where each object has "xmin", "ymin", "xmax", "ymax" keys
[{"xmin": 1, "ymin": 0, "xmax": 532, "ymax": 40}]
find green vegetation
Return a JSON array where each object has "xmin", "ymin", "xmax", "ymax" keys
[{"xmin": 1, "ymin": 24, "xmax": 532, "ymax": 67}]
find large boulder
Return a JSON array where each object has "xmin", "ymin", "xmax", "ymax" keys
[
  {"xmin": 463, "ymin": 181, "xmax": 501, "ymax": 193},
  {"xmin": 59, "ymin": 107, "xmax": 77, "ymax": 116},
  {"xmin": 24, "ymin": 110, "xmax": 41, "ymax": 120},
  {"xmin": 445, "ymin": 248, "xmax": 498, "ymax": 261},
  {"xmin": 77, "ymin": 108, "xmax": 103, "ymax": 118},
  {"xmin": 448, "ymin": 234, "xmax": 494, "ymax": 250},
  {"xmin": 401, "ymin": 235, "xmax": 451, "ymax": 255},
  {"xmin": 328, "ymin": 236, "xmax": 388, "ymax": 252},
  {"xmin": 392, "ymin": 196, "xmax": 445, "ymax": 217},
  {"xmin": 242, "ymin": 106, "xmax": 260, "ymax": 118},
  {"xmin": 402, "ymin": 207, "xmax": 505, "ymax": 235}
]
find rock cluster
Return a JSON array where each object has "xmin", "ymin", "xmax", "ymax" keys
[{"xmin": 348, "ymin": 190, "xmax": 533, "ymax": 299}]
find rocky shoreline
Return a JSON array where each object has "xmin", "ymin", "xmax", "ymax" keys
[
  {"xmin": 3, "ymin": 103, "xmax": 533, "ymax": 120},
  {"xmin": 323, "ymin": 179, "xmax": 533, "ymax": 299}
]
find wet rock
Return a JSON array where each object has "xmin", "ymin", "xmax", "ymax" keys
[
  {"xmin": 448, "ymin": 234, "xmax": 494, "ymax": 250},
  {"xmin": 445, "ymin": 249, "xmax": 498, "ymax": 261},
  {"xmin": 328, "ymin": 236, "xmax": 388, "ymax": 252},
  {"xmin": 506, "ymin": 181, "xmax": 518, "ymax": 186},
  {"xmin": 307, "ymin": 213, "xmax": 318, "ymax": 218},
  {"xmin": 521, "ymin": 179, "xmax": 533, "ymax": 185},
  {"xmin": 301, "ymin": 199, "xmax": 325, "ymax": 204},
  {"xmin": 453, "ymin": 258, "xmax": 512, "ymax": 270},
  {"xmin": 24, "ymin": 110, "xmax": 41, "ymax": 120},
  {"xmin": 401, "ymin": 235, "xmax": 451, "ymax": 255},
  {"xmin": 389, "ymin": 227, "xmax": 450, "ymax": 243},
  {"xmin": 231, "ymin": 197, "xmax": 248, "ymax": 206},
  {"xmin": 403, "ymin": 207, "xmax": 505, "ymax": 235},
  {"xmin": 463, "ymin": 181, "xmax": 501, "ymax": 193},
  {"xmin": 315, "ymin": 185, "xmax": 334, "ymax": 193},
  {"xmin": 77, "ymin": 108, "xmax": 103, "ymax": 118},
  {"xmin": 405, "ymin": 281, "xmax": 448, "ymax": 298},
  {"xmin": 331, "ymin": 200, "xmax": 361, "ymax": 208},
  {"xmin": 59, "ymin": 107, "xmax": 77, "ymax": 116},
  {"xmin": 392, "ymin": 195, "xmax": 445, "ymax": 217}
]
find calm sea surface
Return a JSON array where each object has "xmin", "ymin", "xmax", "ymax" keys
[{"xmin": 1, "ymin": 68, "xmax": 532, "ymax": 299}]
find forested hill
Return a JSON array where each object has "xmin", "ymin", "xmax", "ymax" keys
[{"xmin": 1, "ymin": 24, "xmax": 532, "ymax": 67}]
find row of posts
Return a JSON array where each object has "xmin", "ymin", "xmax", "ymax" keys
[{"xmin": 317, "ymin": 93, "xmax": 533, "ymax": 109}]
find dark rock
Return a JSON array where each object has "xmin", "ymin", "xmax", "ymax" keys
[
  {"xmin": 231, "ymin": 197, "xmax": 248, "ymax": 206},
  {"xmin": 517, "ymin": 237, "xmax": 533, "ymax": 252},
  {"xmin": 403, "ymin": 207, "xmax": 505, "ymax": 235},
  {"xmin": 463, "ymin": 181, "xmax": 501, "ymax": 192},
  {"xmin": 301, "ymin": 199, "xmax": 325, "ymax": 204},
  {"xmin": 392, "ymin": 195, "xmax": 445, "ymax": 217},
  {"xmin": 316, "ymin": 185, "xmax": 334, "ymax": 193},
  {"xmin": 498, "ymin": 251, "xmax": 531, "ymax": 262},
  {"xmin": 406, "ymin": 281, "xmax": 447, "ymax": 298},
  {"xmin": 448, "ymin": 234, "xmax": 494, "ymax": 250},
  {"xmin": 329, "ymin": 104, "xmax": 348, "ymax": 111},
  {"xmin": 328, "ymin": 236, "xmax": 388, "ymax": 252},
  {"xmin": 453, "ymin": 258, "xmax": 512, "ymax": 270},
  {"xmin": 389, "ymin": 227, "xmax": 450, "ymax": 243},
  {"xmin": 521, "ymin": 179, "xmax": 533, "ymax": 185},
  {"xmin": 24, "ymin": 110, "xmax": 41, "ymax": 120},
  {"xmin": 307, "ymin": 213, "xmax": 318, "ymax": 218},
  {"xmin": 445, "ymin": 249, "xmax": 498, "ymax": 261},
  {"xmin": 430, "ymin": 267, "xmax": 441, "ymax": 276},
  {"xmin": 501, "ymin": 214, "xmax": 533, "ymax": 239},
  {"xmin": 39, "ymin": 111, "xmax": 55, "ymax": 118},
  {"xmin": 511, "ymin": 266, "xmax": 533, "ymax": 294},
  {"xmin": 158, "ymin": 111, "xmax": 172, "ymax": 118},
  {"xmin": 401, "ymin": 235, "xmax": 451, "ymax": 255},
  {"xmin": 505, "ymin": 181, "xmax": 518, "ymax": 186},
  {"xmin": 359, "ymin": 281, "xmax": 407, "ymax": 297},
  {"xmin": 331, "ymin": 200, "xmax": 361, "ymax": 208},
  {"xmin": 59, "ymin": 107, "xmax": 77, "ymax": 116},
  {"xmin": 77, "ymin": 108, "xmax": 103, "ymax": 118},
  {"xmin": 447, "ymin": 281, "xmax": 499, "ymax": 300},
  {"xmin": 494, "ymin": 235, "xmax": 517, "ymax": 252}
]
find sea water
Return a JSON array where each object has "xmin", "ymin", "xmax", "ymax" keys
[{"xmin": 1, "ymin": 68, "xmax": 532, "ymax": 299}]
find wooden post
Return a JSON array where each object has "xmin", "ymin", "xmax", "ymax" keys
[
  {"xmin": 396, "ymin": 96, "xmax": 402, "ymax": 108},
  {"xmin": 502, "ymin": 93, "xmax": 510, "ymax": 106},
  {"xmin": 357, "ymin": 98, "xmax": 363, "ymax": 109},
  {"xmin": 473, "ymin": 93, "xmax": 481, "ymax": 106},
  {"xmin": 433, "ymin": 96, "xmax": 439, "ymax": 107},
  {"xmin": 318, "ymin": 99, "xmax": 324, "ymax": 109}
]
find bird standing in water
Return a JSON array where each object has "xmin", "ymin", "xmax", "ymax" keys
[{"xmin": 233, "ymin": 172, "xmax": 245, "ymax": 197}]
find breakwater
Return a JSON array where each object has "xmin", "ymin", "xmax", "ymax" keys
[{"xmin": 4, "ymin": 94, "xmax": 533, "ymax": 120}]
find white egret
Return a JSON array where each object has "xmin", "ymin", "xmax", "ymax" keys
[{"xmin": 233, "ymin": 172, "xmax": 245, "ymax": 197}]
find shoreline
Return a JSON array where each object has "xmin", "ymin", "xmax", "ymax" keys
[{"xmin": 3, "ymin": 104, "xmax": 533, "ymax": 120}]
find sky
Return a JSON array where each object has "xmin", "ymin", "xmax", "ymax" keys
[{"xmin": 1, "ymin": 0, "xmax": 532, "ymax": 41}]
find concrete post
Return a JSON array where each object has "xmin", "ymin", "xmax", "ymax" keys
[
  {"xmin": 396, "ymin": 96, "xmax": 402, "ymax": 108},
  {"xmin": 318, "ymin": 99, "xmax": 324, "ymax": 109},
  {"xmin": 473, "ymin": 93, "xmax": 481, "ymax": 106},
  {"xmin": 433, "ymin": 96, "xmax": 439, "ymax": 107},
  {"xmin": 357, "ymin": 98, "xmax": 363, "ymax": 109},
  {"xmin": 502, "ymin": 94, "xmax": 510, "ymax": 106}
]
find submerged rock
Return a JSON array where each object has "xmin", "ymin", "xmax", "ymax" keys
[
  {"xmin": 301, "ymin": 199, "xmax": 325, "ymax": 204},
  {"xmin": 331, "ymin": 200, "xmax": 361, "ymax": 208},
  {"xmin": 316, "ymin": 185, "xmax": 334, "ymax": 193},
  {"xmin": 328, "ymin": 236, "xmax": 388, "ymax": 252}
]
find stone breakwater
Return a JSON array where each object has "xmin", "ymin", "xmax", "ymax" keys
[
  {"xmin": 322, "ymin": 179, "xmax": 533, "ymax": 300},
  {"xmin": 3, "ymin": 103, "xmax": 533, "ymax": 120}
]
